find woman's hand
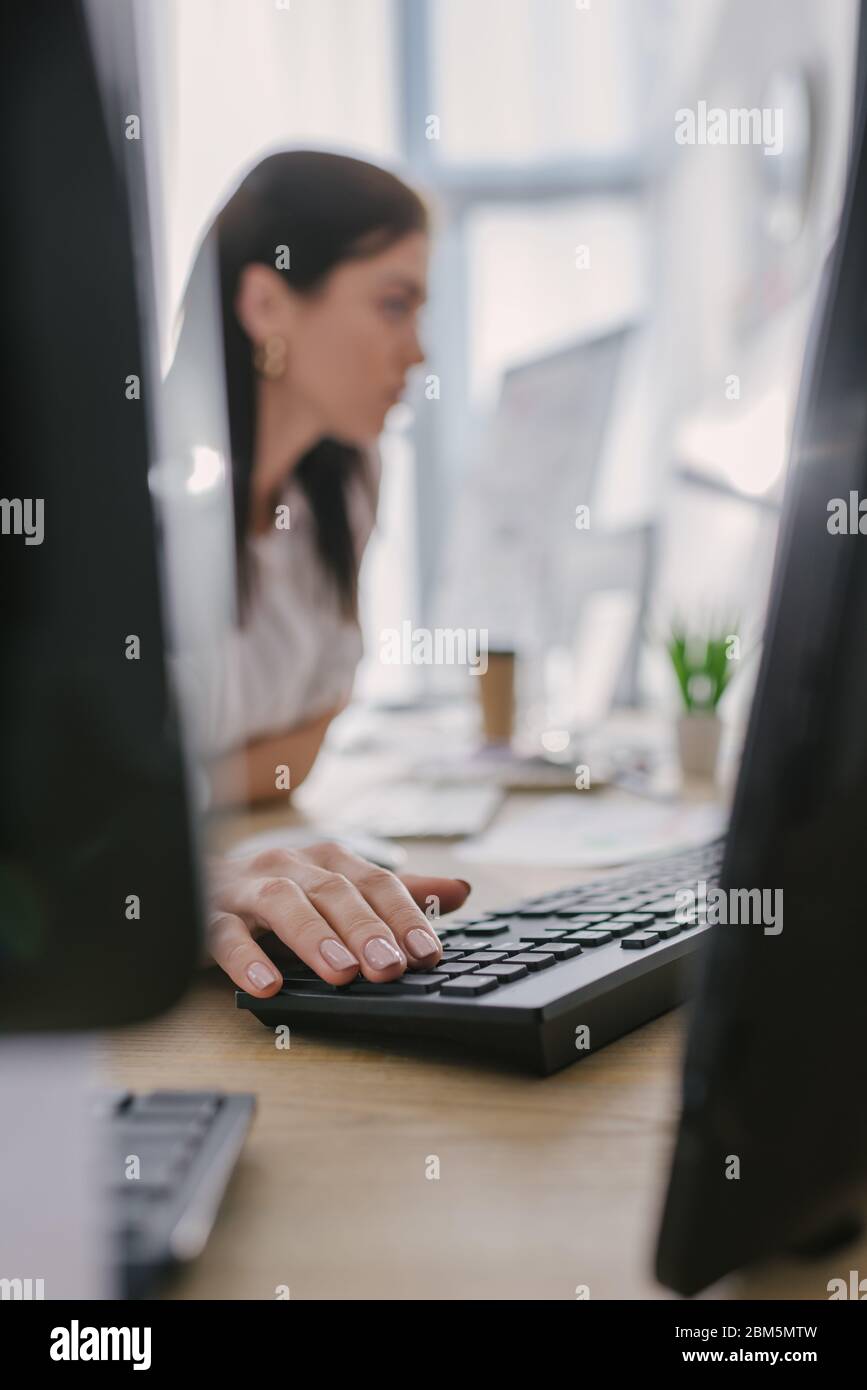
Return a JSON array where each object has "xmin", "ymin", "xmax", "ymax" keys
[{"xmin": 205, "ymin": 842, "xmax": 472, "ymax": 995}]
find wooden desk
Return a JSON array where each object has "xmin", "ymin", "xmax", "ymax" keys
[{"xmin": 98, "ymin": 744, "xmax": 867, "ymax": 1300}]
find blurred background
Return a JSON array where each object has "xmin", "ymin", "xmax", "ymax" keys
[
  {"xmin": 132, "ymin": 0, "xmax": 861, "ymax": 785},
  {"xmin": 4, "ymin": 0, "xmax": 864, "ymax": 1305}
]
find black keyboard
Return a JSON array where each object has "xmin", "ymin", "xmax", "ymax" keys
[
  {"xmin": 98, "ymin": 1089, "xmax": 255, "ymax": 1297},
  {"xmin": 236, "ymin": 839, "xmax": 725, "ymax": 1075}
]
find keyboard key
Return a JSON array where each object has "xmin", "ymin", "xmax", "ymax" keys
[
  {"xmin": 440, "ymin": 975, "xmax": 500, "ymax": 996},
  {"xmin": 462, "ymin": 952, "xmax": 509, "ymax": 964},
  {"xmin": 620, "ymin": 931, "xmax": 661, "ymax": 950},
  {"xmin": 399, "ymin": 974, "xmax": 449, "ymax": 991},
  {"xmin": 557, "ymin": 911, "xmax": 612, "ymax": 922},
  {"xmin": 583, "ymin": 920, "xmax": 636, "ymax": 938},
  {"xmin": 529, "ymin": 942, "xmax": 582, "ymax": 959},
  {"xmin": 609, "ymin": 913, "xmax": 656, "ymax": 926},
  {"xmin": 480, "ymin": 963, "xmax": 529, "ymax": 981},
  {"xmin": 347, "ymin": 975, "xmax": 444, "ymax": 994},
  {"xmin": 583, "ymin": 900, "xmax": 650, "ymax": 911},
  {"xmin": 132, "ymin": 1094, "xmax": 220, "ymax": 1119},
  {"xmin": 279, "ymin": 978, "xmax": 342, "ymax": 993},
  {"xmin": 137, "ymin": 1092, "xmax": 221, "ymax": 1108},
  {"xmin": 508, "ymin": 952, "xmax": 556, "ymax": 971},
  {"xmin": 108, "ymin": 1148, "xmax": 190, "ymax": 1192},
  {"xmin": 515, "ymin": 926, "xmax": 570, "ymax": 942},
  {"xmin": 109, "ymin": 1170, "xmax": 177, "ymax": 1196},
  {"xmin": 113, "ymin": 1120, "xmax": 202, "ymax": 1142},
  {"xmin": 563, "ymin": 930, "xmax": 613, "ymax": 946},
  {"xmin": 436, "ymin": 961, "xmax": 482, "ymax": 976},
  {"xmin": 643, "ymin": 898, "xmax": 679, "ymax": 913},
  {"xmin": 652, "ymin": 922, "xmax": 682, "ymax": 939},
  {"xmin": 461, "ymin": 922, "xmax": 511, "ymax": 937}
]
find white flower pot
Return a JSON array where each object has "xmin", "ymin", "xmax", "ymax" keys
[{"xmin": 676, "ymin": 712, "xmax": 722, "ymax": 780}]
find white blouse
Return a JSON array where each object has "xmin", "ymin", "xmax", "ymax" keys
[{"xmin": 175, "ymin": 449, "xmax": 380, "ymax": 758}]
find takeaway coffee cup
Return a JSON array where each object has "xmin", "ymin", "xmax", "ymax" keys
[{"xmin": 478, "ymin": 650, "xmax": 516, "ymax": 744}]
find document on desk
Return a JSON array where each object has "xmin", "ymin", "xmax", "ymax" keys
[
  {"xmin": 456, "ymin": 795, "xmax": 727, "ymax": 868},
  {"xmin": 335, "ymin": 781, "xmax": 504, "ymax": 839}
]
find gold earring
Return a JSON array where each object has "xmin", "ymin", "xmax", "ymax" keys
[{"xmin": 253, "ymin": 335, "xmax": 287, "ymax": 380}]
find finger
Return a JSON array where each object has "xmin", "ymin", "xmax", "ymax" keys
[
  {"xmin": 399, "ymin": 875, "xmax": 472, "ymax": 917},
  {"xmin": 297, "ymin": 845, "xmax": 443, "ymax": 969},
  {"xmin": 211, "ymin": 877, "xmax": 364, "ymax": 985},
  {"xmin": 293, "ymin": 866, "xmax": 409, "ymax": 979},
  {"xmin": 219, "ymin": 868, "xmax": 405, "ymax": 981},
  {"xmin": 215, "ymin": 848, "xmax": 400, "ymax": 981},
  {"xmin": 206, "ymin": 911, "xmax": 285, "ymax": 996}
]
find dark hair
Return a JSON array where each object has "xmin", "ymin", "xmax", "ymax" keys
[{"xmin": 206, "ymin": 149, "xmax": 428, "ymax": 620}]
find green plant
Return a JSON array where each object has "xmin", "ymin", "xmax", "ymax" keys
[{"xmin": 667, "ymin": 619, "xmax": 739, "ymax": 714}]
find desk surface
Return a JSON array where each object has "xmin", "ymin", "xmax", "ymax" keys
[{"xmin": 99, "ymin": 728, "xmax": 867, "ymax": 1300}]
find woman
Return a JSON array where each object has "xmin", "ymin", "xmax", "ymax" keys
[
  {"xmin": 172, "ymin": 150, "xmax": 427, "ymax": 796},
  {"xmin": 171, "ymin": 150, "xmax": 471, "ymax": 996}
]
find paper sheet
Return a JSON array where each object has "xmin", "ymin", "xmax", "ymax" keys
[{"xmin": 456, "ymin": 795, "xmax": 727, "ymax": 868}]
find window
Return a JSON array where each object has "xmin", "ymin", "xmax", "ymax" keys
[{"xmin": 428, "ymin": 0, "xmax": 640, "ymax": 165}]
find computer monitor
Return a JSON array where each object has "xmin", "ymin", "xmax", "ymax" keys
[
  {"xmin": 437, "ymin": 326, "xmax": 636, "ymax": 648},
  {"xmin": 0, "ymin": 0, "xmax": 201, "ymax": 1031},
  {"xmin": 656, "ymin": 15, "xmax": 867, "ymax": 1293}
]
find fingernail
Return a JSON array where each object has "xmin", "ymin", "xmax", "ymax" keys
[
  {"xmin": 247, "ymin": 961, "xmax": 281, "ymax": 991},
  {"xmin": 406, "ymin": 927, "xmax": 440, "ymax": 960},
  {"xmin": 363, "ymin": 936, "xmax": 402, "ymax": 970},
  {"xmin": 319, "ymin": 939, "xmax": 359, "ymax": 971},
  {"xmin": 456, "ymin": 879, "xmax": 472, "ymax": 893}
]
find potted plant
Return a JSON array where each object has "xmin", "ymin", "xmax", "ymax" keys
[{"xmin": 667, "ymin": 619, "xmax": 738, "ymax": 779}]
